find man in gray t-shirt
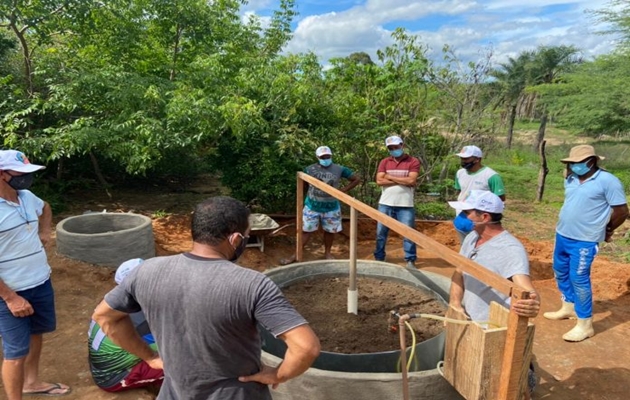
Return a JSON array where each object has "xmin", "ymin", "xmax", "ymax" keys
[
  {"xmin": 447, "ymin": 190, "xmax": 540, "ymax": 321},
  {"xmin": 93, "ymin": 196, "xmax": 321, "ymax": 400},
  {"xmin": 447, "ymin": 191, "xmax": 540, "ymax": 399}
]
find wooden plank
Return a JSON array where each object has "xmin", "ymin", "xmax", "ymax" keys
[
  {"xmin": 445, "ymin": 303, "xmax": 534, "ymax": 400},
  {"xmin": 298, "ymin": 172, "xmax": 518, "ymax": 297},
  {"xmin": 498, "ymin": 293, "xmax": 532, "ymax": 400},
  {"xmin": 296, "ymin": 176, "xmax": 304, "ymax": 262}
]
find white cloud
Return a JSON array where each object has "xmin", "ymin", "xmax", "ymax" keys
[{"xmin": 247, "ymin": 1, "xmax": 620, "ymax": 66}]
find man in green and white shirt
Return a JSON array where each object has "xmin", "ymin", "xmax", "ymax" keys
[
  {"xmin": 88, "ymin": 259, "xmax": 164, "ymax": 392},
  {"xmin": 453, "ymin": 146, "xmax": 505, "ymax": 243}
]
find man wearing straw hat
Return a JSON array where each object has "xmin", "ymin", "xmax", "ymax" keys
[{"xmin": 544, "ymin": 145, "xmax": 628, "ymax": 342}]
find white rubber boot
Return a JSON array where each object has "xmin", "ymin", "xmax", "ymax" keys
[
  {"xmin": 562, "ymin": 318, "xmax": 594, "ymax": 342},
  {"xmin": 543, "ymin": 301, "xmax": 577, "ymax": 320}
]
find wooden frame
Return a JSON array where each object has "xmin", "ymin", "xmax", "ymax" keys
[{"xmin": 295, "ymin": 171, "xmax": 532, "ymax": 400}]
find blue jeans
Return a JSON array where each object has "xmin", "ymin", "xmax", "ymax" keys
[
  {"xmin": 374, "ymin": 205, "xmax": 416, "ymax": 262},
  {"xmin": 552, "ymin": 233, "xmax": 597, "ymax": 318}
]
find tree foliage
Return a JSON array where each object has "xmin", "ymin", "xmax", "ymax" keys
[{"xmin": 0, "ymin": 0, "xmax": 628, "ymax": 212}]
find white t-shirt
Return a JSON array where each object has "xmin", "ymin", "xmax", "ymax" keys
[{"xmin": 454, "ymin": 166, "xmax": 504, "ymax": 215}]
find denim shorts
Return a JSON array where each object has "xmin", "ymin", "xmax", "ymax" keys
[{"xmin": 0, "ymin": 279, "xmax": 56, "ymax": 359}]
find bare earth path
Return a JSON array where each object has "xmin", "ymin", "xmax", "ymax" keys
[{"xmin": 1, "ymin": 188, "xmax": 628, "ymax": 399}]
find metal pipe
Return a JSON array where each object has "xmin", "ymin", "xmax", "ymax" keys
[{"xmin": 398, "ymin": 318, "xmax": 410, "ymax": 400}]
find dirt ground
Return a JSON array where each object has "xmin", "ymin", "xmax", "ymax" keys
[
  {"xmin": 1, "ymin": 187, "xmax": 629, "ymax": 400},
  {"xmin": 283, "ymin": 277, "xmax": 446, "ymax": 354}
]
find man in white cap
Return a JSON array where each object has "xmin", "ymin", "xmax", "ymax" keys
[
  {"xmin": 374, "ymin": 135, "xmax": 421, "ymax": 269},
  {"xmin": 447, "ymin": 190, "xmax": 540, "ymax": 399},
  {"xmin": 280, "ymin": 146, "xmax": 360, "ymax": 265},
  {"xmin": 88, "ymin": 258, "xmax": 164, "ymax": 392},
  {"xmin": 453, "ymin": 145, "xmax": 505, "ymax": 243},
  {"xmin": 0, "ymin": 150, "xmax": 71, "ymax": 397},
  {"xmin": 544, "ymin": 145, "xmax": 628, "ymax": 342}
]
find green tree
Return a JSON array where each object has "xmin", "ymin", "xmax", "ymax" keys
[
  {"xmin": 538, "ymin": 55, "xmax": 630, "ymax": 136},
  {"xmin": 528, "ymin": 45, "xmax": 581, "ymax": 150},
  {"xmin": 490, "ymin": 51, "xmax": 535, "ymax": 149}
]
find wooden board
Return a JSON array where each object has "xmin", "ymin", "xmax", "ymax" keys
[{"xmin": 444, "ymin": 303, "xmax": 535, "ymax": 400}]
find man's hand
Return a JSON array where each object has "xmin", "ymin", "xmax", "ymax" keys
[
  {"xmin": 239, "ymin": 363, "xmax": 282, "ymax": 389},
  {"xmin": 145, "ymin": 354, "xmax": 164, "ymax": 370},
  {"xmin": 6, "ymin": 294, "xmax": 34, "ymax": 317},
  {"xmin": 511, "ymin": 291, "xmax": 540, "ymax": 318}
]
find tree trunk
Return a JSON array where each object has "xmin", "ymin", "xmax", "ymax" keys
[
  {"xmin": 507, "ymin": 103, "xmax": 516, "ymax": 149},
  {"xmin": 534, "ymin": 112, "xmax": 547, "ymax": 152},
  {"xmin": 88, "ymin": 151, "xmax": 112, "ymax": 199},
  {"xmin": 169, "ymin": 24, "xmax": 183, "ymax": 81},
  {"xmin": 536, "ymin": 140, "xmax": 549, "ymax": 202},
  {"xmin": 10, "ymin": 24, "xmax": 33, "ymax": 96}
]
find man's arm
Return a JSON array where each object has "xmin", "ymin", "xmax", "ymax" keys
[
  {"xmin": 239, "ymin": 324, "xmax": 320, "ymax": 388},
  {"xmin": 38, "ymin": 201, "xmax": 52, "ymax": 246},
  {"xmin": 449, "ymin": 270, "xmax": 466, "ymax": 314},
  {"xmin": 510, "ymin": 274, "xmax": 541, "ymax": 318},
  {"xmin": 340, "ymin": 174, "xmax": 361, "ymax": 193},
  {"xmin": 375, "ymin": 171, "xmax": 396, "ymax": 187},
  {"xmin": 92, "ymin": 300, "xmax": 163, "ymax": 370},
  {"xmin": 383, "ymin": 171, "xmax": 419, "ymax": 187},
  {"xmin": 606, "ymin": 204, "xmax": 629, "ymax": 242}
]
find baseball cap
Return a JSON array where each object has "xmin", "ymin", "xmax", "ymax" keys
[
  {"xmin": 455, "ymin": 146, "xmax": 483, "ymax": 158},
  {"xmin": 0, "ymin": 150, "xmax": 45, "ymax": 173},
  {"xmin": 315, "ymin": 146, "xmax": 333, "ymax": 157},
  {"xmin": 560, "ymin": 145, "xmax": 604, "ymax": 163},
  {"xmin": 114, "ymin": 258, "xmax": 144, "ymax": 284},
  {"xmin": 385, "ymin": 136, "xmax": 403, "ymax": 147},
  {"xmin": 448, "ymin": 190, "xmax": 504, "ymax": 214}
]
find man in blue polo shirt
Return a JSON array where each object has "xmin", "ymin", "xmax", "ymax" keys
[{"xmin": 544, "ymin": 145, "xmax": 629, "ymax": 342}]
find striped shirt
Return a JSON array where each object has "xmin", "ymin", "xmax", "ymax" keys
[
  {"xmin": 0, "ymin": 190, "xmax": 50, "ymax": 291},
  {"xmin": 377, "ymin": 154, "xmax": 421, "ymax": 207}
]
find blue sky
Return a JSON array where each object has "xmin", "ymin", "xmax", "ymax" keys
[{"xmin": 244, "ymin": 0, "xmax": 618, "ymax": 65}]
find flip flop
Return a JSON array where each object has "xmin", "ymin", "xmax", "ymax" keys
[{"xmin": 23, "ymin": 383, "xmax": 71, "ymax": 397}]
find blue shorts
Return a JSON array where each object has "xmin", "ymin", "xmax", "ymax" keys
[{"xmin": 0, "ymin": 279, "xmax": 56, "ymax": 359}]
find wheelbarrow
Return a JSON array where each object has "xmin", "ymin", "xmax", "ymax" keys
[{"xmin": 247, "ymin": 213, "xmax": 281, "ymax": 253}]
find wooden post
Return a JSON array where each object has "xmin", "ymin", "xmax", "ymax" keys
[
  {"xmin": 296, "ymin": 174, "xmax": 304, "ymax": 262},
  {"xmin": 497, "ymin": 290, "xmax": 531, "ymax": 400},
  {"xmin": 348, "ymin": 207, "xmax": 358, "ymax": 314},
  {"xmin": 536, "ymin": 140, "xmax": 549, "ymax": 202}
]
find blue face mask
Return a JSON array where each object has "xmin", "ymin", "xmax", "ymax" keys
[
  {"xmin": 570, "ymin": 161, "xmax": 591, "ymax": 176},
  {"xmin": 319, "ymin": 159, "xmax": 332, "ymax": 167},
  {"xmin": 389, "ymin": 149, "xmax": 403, "ymax": 158}
]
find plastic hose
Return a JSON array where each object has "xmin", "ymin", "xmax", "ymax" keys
[{"xmin": 396, "ymin": 313, "xmax": 499, "ymax": 373}]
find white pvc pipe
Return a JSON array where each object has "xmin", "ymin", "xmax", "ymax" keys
[{"xmin": 348, "ymin": 289, "xmax": 358, "ymax": 315}]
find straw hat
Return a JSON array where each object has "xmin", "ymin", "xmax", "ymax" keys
[{"xmin": 561, "ymin": 145, "xmax": 605, "ymax": 163}]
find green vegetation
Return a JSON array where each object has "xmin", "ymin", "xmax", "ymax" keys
[{"xmin": 1, "ymin": 0, "xmax": 630, "ymax": 218}]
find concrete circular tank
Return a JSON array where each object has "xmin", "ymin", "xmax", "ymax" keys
[
  {"xmin": 261, "ymin": 260, "xmax": 463, "ymax": 400},
  {"xmin": 56, "ymin": 213, "xmax": 155, "ymax": 267}
]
